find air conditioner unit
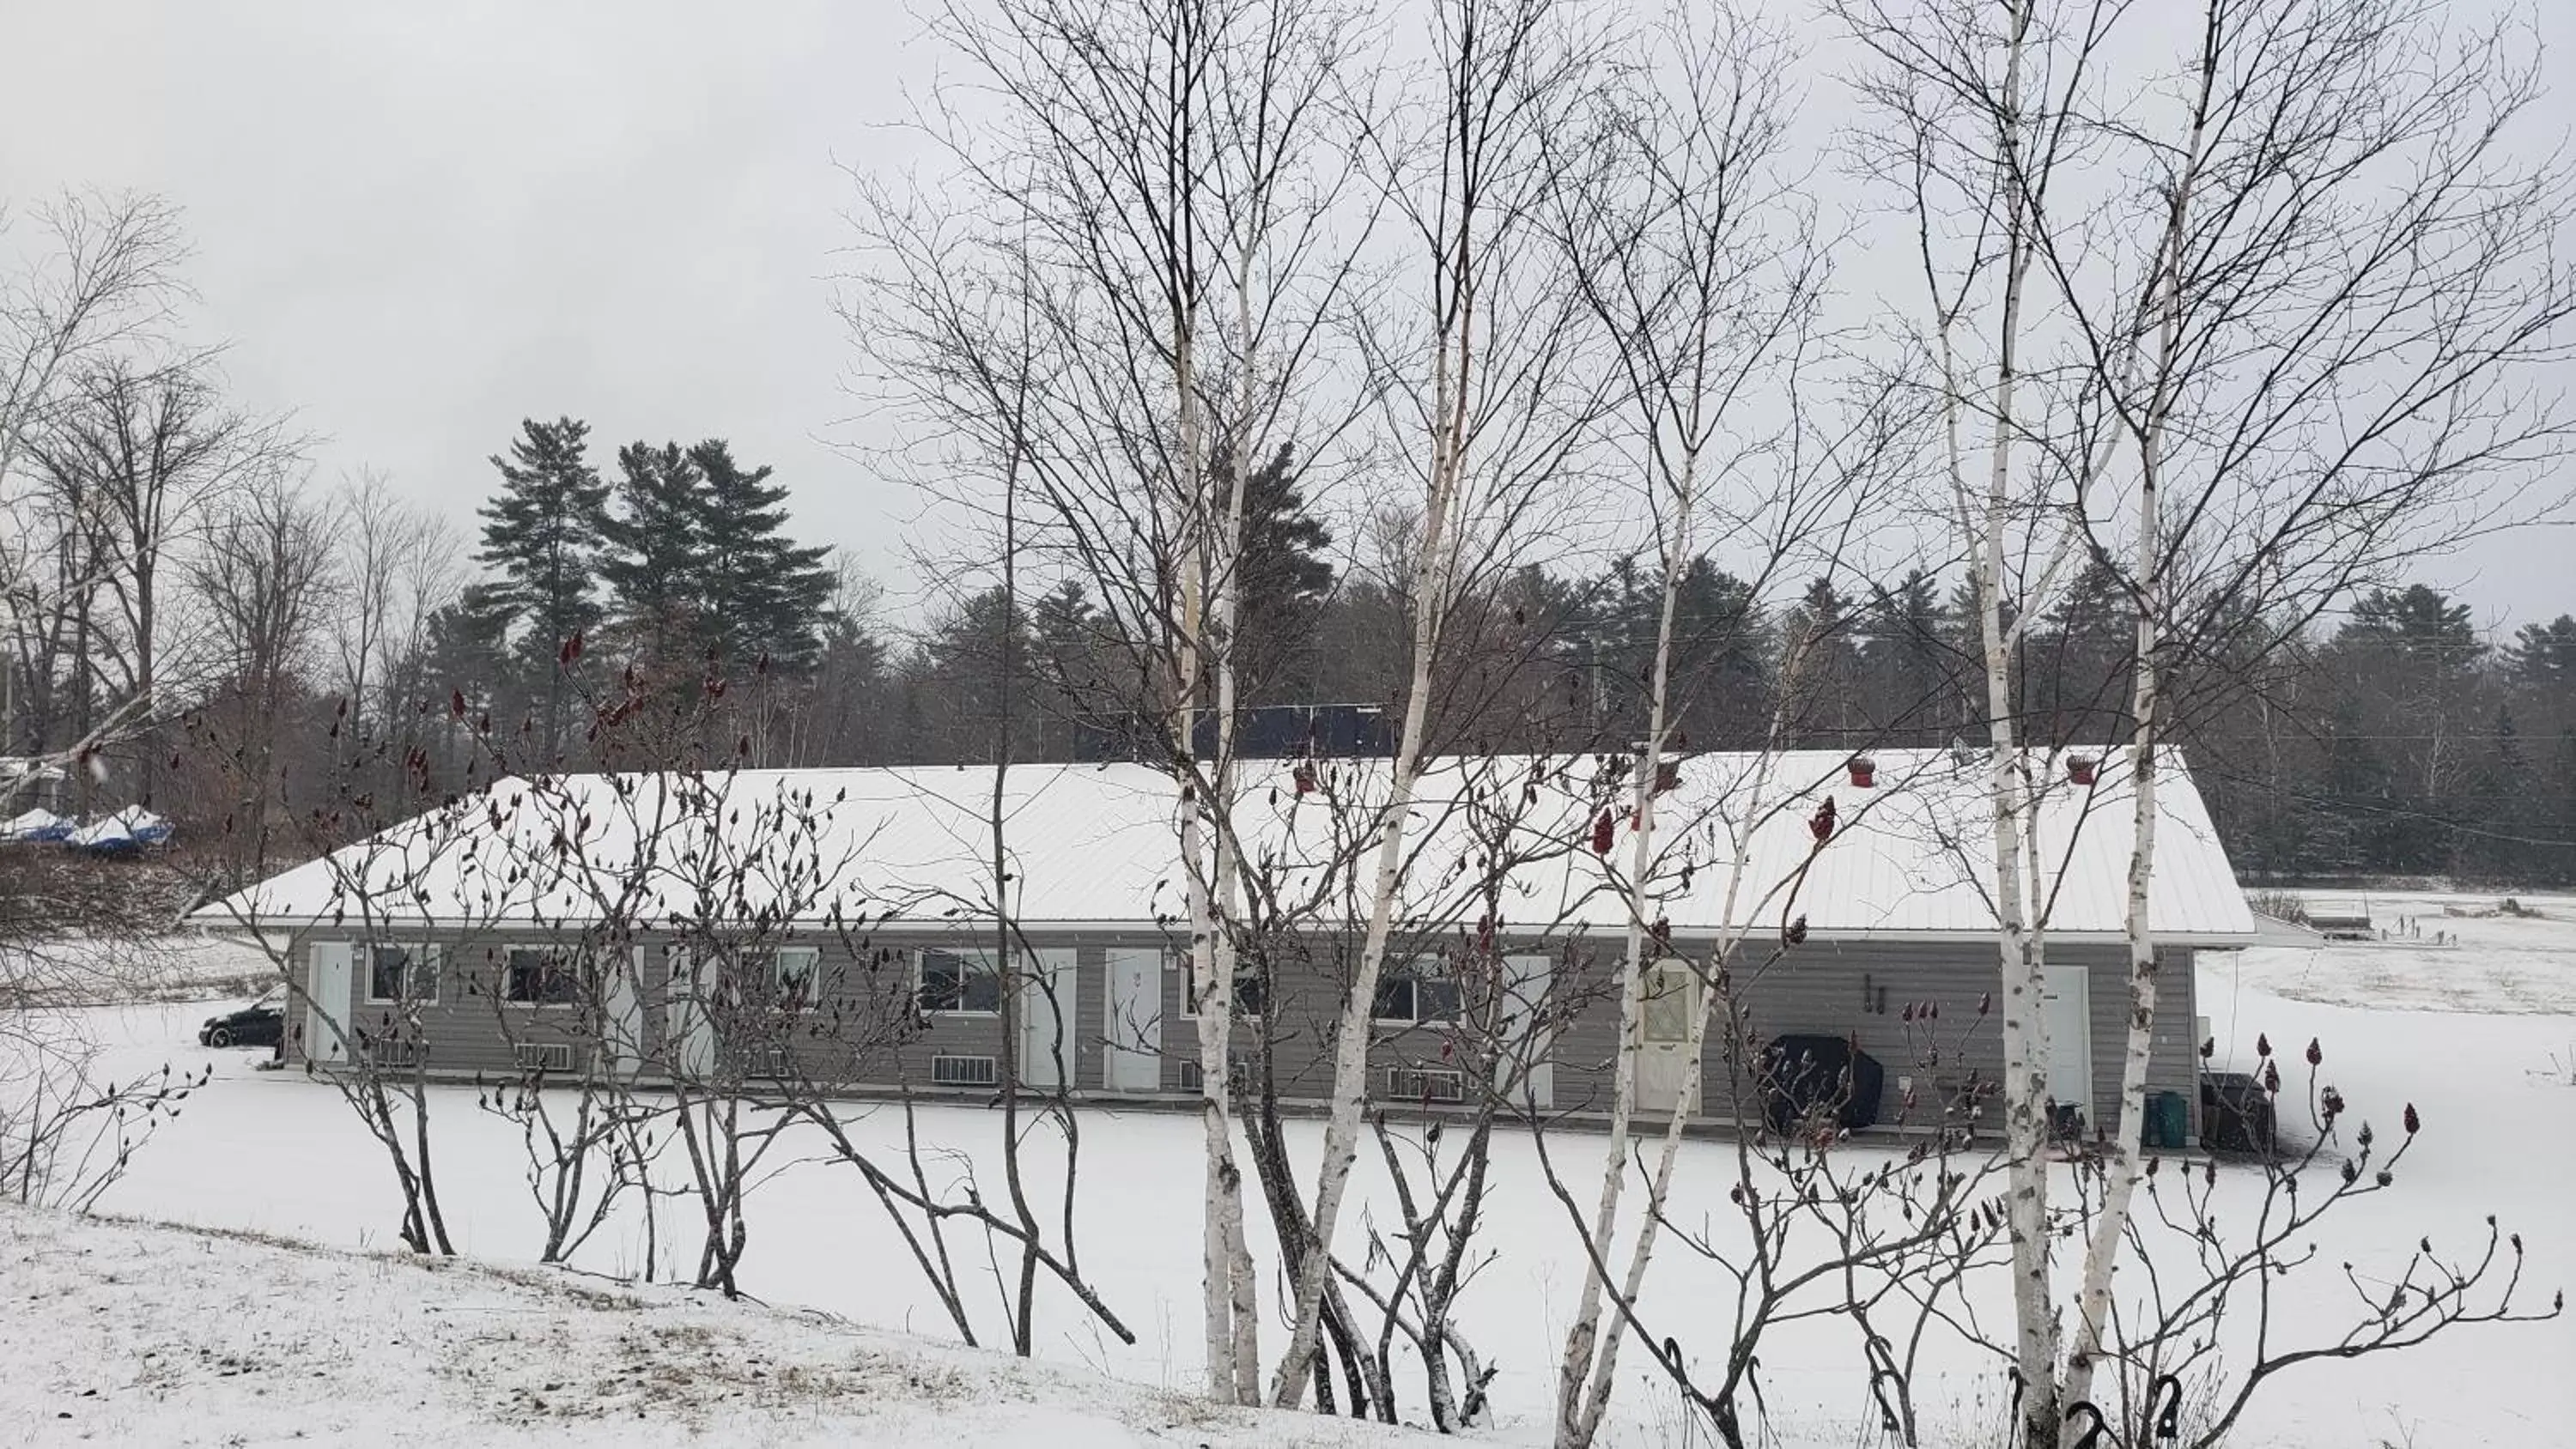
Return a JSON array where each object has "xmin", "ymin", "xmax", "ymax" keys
[
  {"xmin": 1384, "ymin": 1066, "xmax": 1467, "ymax": 1104},
  {"xmin": 932, "ymin": 1054, "xmax": 999, "ymax": 1088},
  {"xmin": 513, "ymin": 1041, "xmax": 576, "ymax": 1075}
]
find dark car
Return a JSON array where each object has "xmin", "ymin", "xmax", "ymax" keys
[{"xmin": 199, "ymin": 989, "xmax": 286, "ymax": 1049}]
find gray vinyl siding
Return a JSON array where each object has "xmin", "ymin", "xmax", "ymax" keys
[
  {"xmin": 284, "ymin": 924, "xmax": 2201, "ymax": 1138},
  {"xmin": 1525, "ymin": 937, "xmax": 2198, "ymax": 1135}
]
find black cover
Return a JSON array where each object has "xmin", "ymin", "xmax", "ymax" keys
[
  {"xmin": 1760, "ymin": 1034, "xmax": 1886, "ymax": 1134},
  {"xmin": 2199, "ymin": 1072, "xmax": 2277, "ymax": 1154}
]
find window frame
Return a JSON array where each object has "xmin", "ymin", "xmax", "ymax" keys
[
  {"xmin": 772, "ymin": 945, "xmax": 823, "ymax": 1005},
  {"xmin": 499, "ymin": 943, "xmax": 584, "ymax": 1009},
  {"xmin": 361, "ymin": 943, "xmax": 437, "ymax": 1007},
  {"xmin": 1371, "ymin": 965, "xmax": 1461, "ymax": 1028},
  {"xmin": 917, "ymin": 947, "xmax": 1003, "ymax": 1017},
  {"xmin": 1176, "ymin": 954, "xmax": 1267, "ymax": 1021}
]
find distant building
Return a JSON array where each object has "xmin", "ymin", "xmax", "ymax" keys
[{"xmin": 194, "ymin": 749, "xmax": 2251, "ymax": 1140}]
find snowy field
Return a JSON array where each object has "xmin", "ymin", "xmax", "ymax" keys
[
  {"xmin": 10, "ymin": 894, "xmax": 2573, "ymax": 1447},
  {"xmin": 2232, "ymin": 888, "xmax": 2576, "ymax": 1015}
]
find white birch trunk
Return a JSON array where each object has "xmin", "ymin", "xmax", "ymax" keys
[
  {"xmin": 1971, "ymin": 7, "xmax": 2061, "ymax": 1435},
  {"xmin": 1554, "ymin": 486, "xmax": 1690, "ymax": 1449},
  {"xmin": 1171, "ymin": 301, "xmax": 1259, "ymax": 1404},
  {"xmin": 2063, "ymin": 33, "xmax": 2208, "ymax": 1410},
  {"xmin": 1563, "ymin": 743, "xmax": 1789, "ymax": 1449},
  {"xmin": 1211, "ymin": 275, "xmax": 1263, "ymax": 1399},
  {"xmin": 1267, "ymin": 299, "xmax": 1472, "ymax": 1409}
]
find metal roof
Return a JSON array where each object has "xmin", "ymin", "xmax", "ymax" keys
[{"xmin": 191, "ymin": 748, "xmax": 2254, "ymax": 946}]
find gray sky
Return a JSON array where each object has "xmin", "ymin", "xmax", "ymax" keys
[{"xmin": 4, "ymin": 1, "xmax": 2571, "ymax": 636}]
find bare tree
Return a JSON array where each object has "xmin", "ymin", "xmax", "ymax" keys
[
  {"xmin": 1838, "ymin": 2, "xmax": 2129, "ymax": 1433},
  {"xmin": 26, "ymin": 354, "xmax": 297, "ymax": 802},
  {"xmin": 2017, "ymin": 0, "xmax": 2576, "ymax": 1414},
  {"xmin": 1531, "ymin": 8, "xmax": 1881, "ymax": 1440},
  {"xmin": 190, "ymin": 470, "xmax": 340, "ymax": 875},
  {"xmin": 1267, "ymin": 0, "xmax": 1619, "ymax": 1404},
  {"xmin": 0, "ymin": 191, "xmax": 191, "ymax": 793},
  {"xmin": 849, "ymin": 0, "xmax": 1378, "ymax": 1400}
]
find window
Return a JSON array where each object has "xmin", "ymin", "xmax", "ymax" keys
[
  {"xmin": 1373, "ymin": 967, "xmax": 1460, "ymax": 1026},
  {"xmin": 1178, "ymin": 957, "xmax": 1267, "ymax": 1019},
  {"xmin": 773, "ymin": 947, "xmax": 821, "ymax": 1004},
  {"xmin": 1641, "ymin": 960, "xmax": 1696, "ymax": 1044},
  {"xmin": 918, "ymin": 949, "xmax": 1002, "ymax": 1015},
  {"xmin": 502, "ymin": 947, "xmax": 582, "ymax": 1006},
  {"xmin": 364, "ymin": 944, "xmax": 434, "ymax": 1005}
]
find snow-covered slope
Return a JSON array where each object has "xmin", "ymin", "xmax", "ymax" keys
[{"xmin": 1, "ymin": 1203, "xmax": 1425, "ymax": 1448}]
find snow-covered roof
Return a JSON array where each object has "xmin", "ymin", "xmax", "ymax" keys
[{"xmin": 189, "ymin": 749, "xmax": 2254, "ymax": 945}]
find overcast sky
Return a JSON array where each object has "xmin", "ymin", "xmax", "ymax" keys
[{"xmin": 4, "ymin": 1, "xmax": 2570, "ymax": 636}]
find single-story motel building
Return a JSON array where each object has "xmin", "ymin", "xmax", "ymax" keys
[{"xmin": 193, "ymin": 749, "xmax": 2255, "ymax": 1142}]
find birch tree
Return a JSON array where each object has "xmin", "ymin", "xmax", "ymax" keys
[
  {"xmin": 1839, "ymin": 3, "xmax": 2127, "ymax": 1434},
  {"xmin": 2021, "ymin": 0, "xmax": 2576, "ymax": 1418},
  {"xmin": 849, "ymin": 0, "xmax": 1375, "ymax": 1400},
  {"xmin": 1534, "ymin": 8, "xmax": 1878, "ymax": 1442},
  {"xmin": 1261, "ymin": 0, "xmax": 1622, "ymax": 1405}
]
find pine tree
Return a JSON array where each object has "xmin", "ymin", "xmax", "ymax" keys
[
  {"xmin": 1666, "ymin": 558, "xmax": 1770, "ymax": 749},
  {"xmin": 598, "ymin": 441, "xmax": 711, "ymax": 669},
  {"xmin": 2030, "ymin": 555, "xmax": 2135, "ymax": 746},
  {"xmin": 476, "ymin": 417, "xmax": 610, "ymax": 761},
  {"xmin": 690, "ymin": 440, "xmax": 833, "ymax": 674},
  {"xmin": 1862, "ymin": 569, "xmax": 1960, "ymax": 743},
  {"xmin": 2504, "ymin": 615, "xmax": 2576, "ymax": 689},
  {"xmin": 1218, "ymin": 444, "xmax": 1335, "ymax": 704},
  {"xmin": 1030, "ymin": 579, "xmax": 1112, "ymax": 757},
  {"xmin": 1782, "ymin": 575, "xmax": 1861, "ymax": 746}
]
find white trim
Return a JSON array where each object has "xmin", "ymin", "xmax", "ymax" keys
[
  {"xmin": 360, "ymin": 942, "xmax": 438, "ymax": 1007},
  {"xmin": 773, "ymin": 945, "xmax": 823, "ymax": 1001},
  {"xmin": 497, "ymin": 943, "xmax": 581, "ymax": 1009},
  {"xmin": 917, "ymin": 946, "xmax": 1002, "ymax": 1018}
]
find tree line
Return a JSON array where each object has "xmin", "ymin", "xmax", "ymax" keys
[{"xmin": 3, "ymin": 300, "xmax": 2569, "ymax": 886}]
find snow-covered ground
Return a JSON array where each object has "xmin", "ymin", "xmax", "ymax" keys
[
  {"xmin": 0, "ymin": 1203, "xmax": 1428, "ymax": 1447},
  {"xmin": 2233, "ymin": 888, "xmax": 2576, "ymax": 1015},
  {"xmin": 16, "ymin": 895, "xmax": 2575, "ymax": 1447}
]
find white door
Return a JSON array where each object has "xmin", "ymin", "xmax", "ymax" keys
[
  {"xmin": 2042, "ymin": 965, "xmax": 2093, "ymax": 1123},
  {"xmin": 1018, "ymin": 948, "xmax": 1078, "ymax": 1090},
  {"xmin": 305, "ymin": 942, "xmax": 351, "ymax": 1064},
  {"xmin": 1103, "ymin": 948, "xmax": 1161, "ymax": 1093},
  {"xmin": 602, "ymin": 945, "xmax": 644, "ymax": 1078},
  {"xmin": 666, "ymin": 949, "xmax": 714, "ymax": 1079},
  {"xmin": 1632, "ymin": 958, "xmax": 1700, "ymax": 1116},
  {"xmin": 1500, "ymin": 953, "xmax": 1554, "ymax": 1109}
]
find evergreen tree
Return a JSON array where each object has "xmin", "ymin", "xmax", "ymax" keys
[
  {"xmin": 2551, "ymin": 727, "xmax": 2576, "ymax": 885},
  {"xmin": 913, "ymin": 585, "xmax": 1036, "ymax": 762},
  {"xmin": 1861, "ymin": 569, "xmax": 1962, "ymax": 743},
  {"xmin": 1030, "ymin": 579, "xmax": 1115, "ymax": 756},
  {"xmin": 2028, "ymin": 555, "xmax": 2135, "ymax": 746},
  {"xmin": 1666, "ymin": 558, "xmax": 1771, "ymax": 749},
  {"xmin": 1781, "ymin": 575, "xmax": 1862, "ymax": 747},
  {"xmin": 425, "ymin": 585, "xmax": 516, "ymax": 720},
  {"xmin": 598, "ymin": 441, "xmax": 710, "ymax": 669},
  {"xmin": 1218, "ymin": 444, "xmax": 1335, "ymax": 704},
  {"xmin": 476, "ymin": 417, "xmax": 610, "ymax": 761},
  {"xmin": 2461, "ymin": 705, "xmax": 2533, "ymax": 880},
  {"xmin": 690, "ymin": 440, "xmax": 834, "ymax": 674},
  {"xmin": 2504, "ymin": 615, "xmax": 2576, "ymax": 689}
]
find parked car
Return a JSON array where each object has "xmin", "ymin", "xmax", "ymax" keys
[{"xmin": 199, "ymin": 989, "xmax": 286, "ymax": 1049}]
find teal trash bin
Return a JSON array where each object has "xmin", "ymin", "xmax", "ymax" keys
[{"xmin": 2145, "ymin": 1089, "xmax": 2189, "ymax": 1149}]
